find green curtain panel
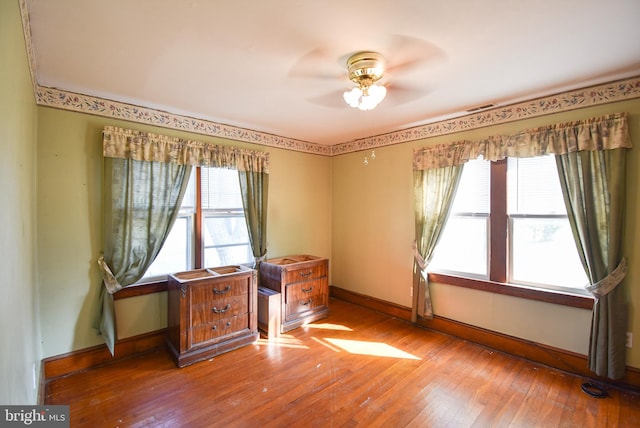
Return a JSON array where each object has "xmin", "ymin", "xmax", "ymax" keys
[
  {"xmin": 412, "ymin": 165, "xmax": 463, "ymax": 321},
  {"xmin": 239, "ymin": 170, "xmax": 269, "ymax": 266},
  {"xmin": 97, "ymin": 157, "xmax": 191, "ymax": 354},
  {"xmin": 556, "ymin": 149, "xmax": 628, "ymax": 379}
]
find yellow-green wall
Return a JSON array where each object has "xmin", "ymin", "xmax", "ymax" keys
[
  {"xmin": 0, "ymin": 0, "xmax": 40, "ymax": 404},
  {"xmin": 332, "ymin": 98, "xmax": 640, "ymax": 370},
  {"xmin": 36, "ymin": 108, "xmax": 332, "ymax": 356}
]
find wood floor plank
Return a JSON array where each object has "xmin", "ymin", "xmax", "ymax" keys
[{"xmin": 45, "ymin": 298, "xmax": 640, "ymax": 427}]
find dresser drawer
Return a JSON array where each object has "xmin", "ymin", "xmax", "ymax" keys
[
  {"xmin": 189, "ymin": 278, "xmax": 249, "ymax": 302},
  {"xmin": 285, "ymin": 294, "xmax": 327, "ymax": 321},
  {"xmin": 190, "ymin": 314, "xmax": 250, "ymax": 346},
  {"xmin": 191, "ymin": 294, "xmax": 249, "ymax": 326},
  {"xmin": 285, "ymin": 278, "xmax": 325, "ymax": 303},
  {"xmin": 282, "ymin": 262, "xmax": 328, "ymax": 284}
]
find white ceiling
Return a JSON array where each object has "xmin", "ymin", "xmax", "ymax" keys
[{"xmin": 27, "ymin": 0, "xmax": 640, "ymax": 146}]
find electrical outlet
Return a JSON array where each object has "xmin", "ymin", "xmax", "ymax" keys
[
  {"xmin": 626, "ymin": 332, "xmax": 633, "ymax": 349},
  {"xmin": 410, "ymin": 286, "xmax": 413, "ymax": 297}
]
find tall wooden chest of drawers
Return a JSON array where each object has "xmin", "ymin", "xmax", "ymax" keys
[
  {"xmin": 258, "ymin": 255, "xmax": 329, "ymax": 333},
  {"xmin": 167, "ymin": 265, "xmax": 258, "ymax": 367}
]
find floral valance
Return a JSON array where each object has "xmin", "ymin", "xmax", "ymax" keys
[
  {"xmin": 103, "ymin": 126, "xmax": 269, "ymax": 173},
  {"xmin": 413, "ymin": 113, "xmax": 631, "ymax": 170}
]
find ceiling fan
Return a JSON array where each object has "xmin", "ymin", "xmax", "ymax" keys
[
  {"xmin": 342, "ymin": 51, "xmax": 388, "ymax": 110},
  {"xmin": 289, "ymin": 35, "xmax": 446, "ymax": 110}
]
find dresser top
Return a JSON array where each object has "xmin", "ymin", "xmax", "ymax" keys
[
  {"xmin": 263, "ymin": 254, "xmax": 327, "ymax": 266},
  {"xmin": 169, "ymin": 265, "xmax": 253, "ymax": 283}
]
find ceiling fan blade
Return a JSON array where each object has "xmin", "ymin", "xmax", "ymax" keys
[
  {"xmin": 383, "ymin": 82, "xmax": 431, "ymax": 106},
  {"xmin": 288, "ymin": 47, "xmax": 345, "ymax": 80},
  {"xmin": 384, "ymin": 34, "xmax": 447, "ymax": 75},
  {"xmin": 307, "ymin": 90, "xmax": 348, "ymax": 108}
]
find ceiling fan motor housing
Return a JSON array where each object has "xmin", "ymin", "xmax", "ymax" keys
[{"xmin": 347, "ymin": 51, "xmax": 385, "ymax": 86}]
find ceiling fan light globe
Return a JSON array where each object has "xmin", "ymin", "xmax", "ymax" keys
[
  {"xmin": 369, "ymin": 84, "xmax": 387, "ymax": 103},
  {"xmin": 358, "ymin": 95, "xmax": 376, "ymax": 110},
  {"xmin": 343, "ymin": 87, "xmax": 363, "ymax": 107}
]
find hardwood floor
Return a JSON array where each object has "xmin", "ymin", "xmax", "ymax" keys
[{"xmin": 45, "ymin": 299, "xmax": 640, "ymax": 427}]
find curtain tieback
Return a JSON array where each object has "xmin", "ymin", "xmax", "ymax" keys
[
  {"xmin": 97, "ymin": 256, "xmax": 124, "ymax": 295},
  {"xmin": 585, "ymin": 258, "xmax": 627, "ymax": 300},
  {"xmin": 253, "ymin": 255, "xmax": 267, "ymax": 268},
  {"xmin": 412, "ymin": 240, "xmax": 427, "ymax": 271}
]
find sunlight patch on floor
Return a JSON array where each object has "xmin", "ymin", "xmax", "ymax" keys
[
  {"xmin": 303, "ymin": 323, "xmax": 353, "ymax": 331},
  {"xmin": 321, "ymin": 338, "xmax": 421, "ymax": 360},
  {"xmin": 310, "ymin": 336, "xmax": 343, "ymax": 352},
  {"xmin": 255, "ymin": 334, "xmax": 309, "ymax": 350}
]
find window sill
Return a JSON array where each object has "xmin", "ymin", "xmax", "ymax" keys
[
  {"xmin": 113, "ymin": 280, "xmax": 168, "ymax": 300},
  {"xmin": 427, "ymin": 272, "xmax": 594, "ymax": 310}
]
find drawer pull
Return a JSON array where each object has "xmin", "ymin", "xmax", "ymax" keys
[
  {"xmin": 212, "ymin": 285, "xmax": 231, "ymax": 295},
  {"xmin": 299, "ymin": 271, "xmax": 312, "ymax": 278},
  {"xmin": 302, "ymin": 286, "xmax": 314, "ymax": 293},
  {"xmin": 212, "ymin": 304, "xmax": 231, "ymax": 314},
  {"xmin": 212, "ymin": 325, "xmax": 217, "ymax": 331},
  {"xmin": 301, "ymin": 298, "xmax": 313, "ymax": 306},
  {"xmin": 226, "ymin": 321, "xmax": 232, "ymax": 327}
]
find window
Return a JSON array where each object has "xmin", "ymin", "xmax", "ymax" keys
[
  {"xmin": 142, "ymin": 167, "xmax": 251, "ymax": 281},
  {"xmin": 429, "ymin": 155, "xmax": 589, "ymax": 295}
]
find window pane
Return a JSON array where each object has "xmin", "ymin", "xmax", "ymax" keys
[
  {"xmin": 204, "ymin": 245, "xmax": 253, "ymax": 268},
  {"xmin": 203, "ymin": 216, "xmax": 249, "ymax": 246},
  {"xmin": 201, "ymin": 168, "xmax": 243, "ymax": 210},
  {"xmin": 180, "ymin": 169, "xmax": 196, "ymax": 213},
  {"xmin": 451, "ymin": 159, "xmax": 490, "ymax": 213},
  {"xmin": 510, "ymin": 218, "xmax": 588, "ymax": 290},
  {"xmin": 143, "ymin": 217, "xmax": 191, "ymax": 279},
  {"xmin": 507, "ymin": 156, "xmax": 566, "ymax": 215},
  {"xmin": 429, "ymin": 216, "xmax": 488, "ymax": 277},
  {"xmin": 202, "ymin": 214, "xmax": 251, "ymax": 267}
]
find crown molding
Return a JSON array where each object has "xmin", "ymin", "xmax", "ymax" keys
[
  {"xmin": 20, "ymin": 1, "xmax": 640, "ymax": 156},
  {"xmin": 18, "ymin": 0, "xmax": 37, "ymax": 93}
]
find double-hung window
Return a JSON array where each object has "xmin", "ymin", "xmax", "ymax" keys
[
  {"xmin": 141, "ymin": 167, "xmax": 251, "ymax": 282},
  {"xmin": 429, "ymin": 155, "xmax": 589, "ymax": 295}
]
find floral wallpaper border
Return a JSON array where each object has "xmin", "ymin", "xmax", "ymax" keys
[
  {"xmin": 35, "ymin": 86, "xmax": 331, "ymax": 156},
  {"xmin": 20, "ymin": 1, "xmax": 640, "ymax": 157},
  {"xmin": 334, "ymin": 77, "xmax": 640, "ymax": 156}
]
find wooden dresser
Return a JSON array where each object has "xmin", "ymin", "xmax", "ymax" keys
[
  {"xmin": 167, "ymin": 265, "xmax": 258, "ymax": 367},
  {"xmin": 258, "ymin": 255, "xmax": 329, "ymax": 333}
]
